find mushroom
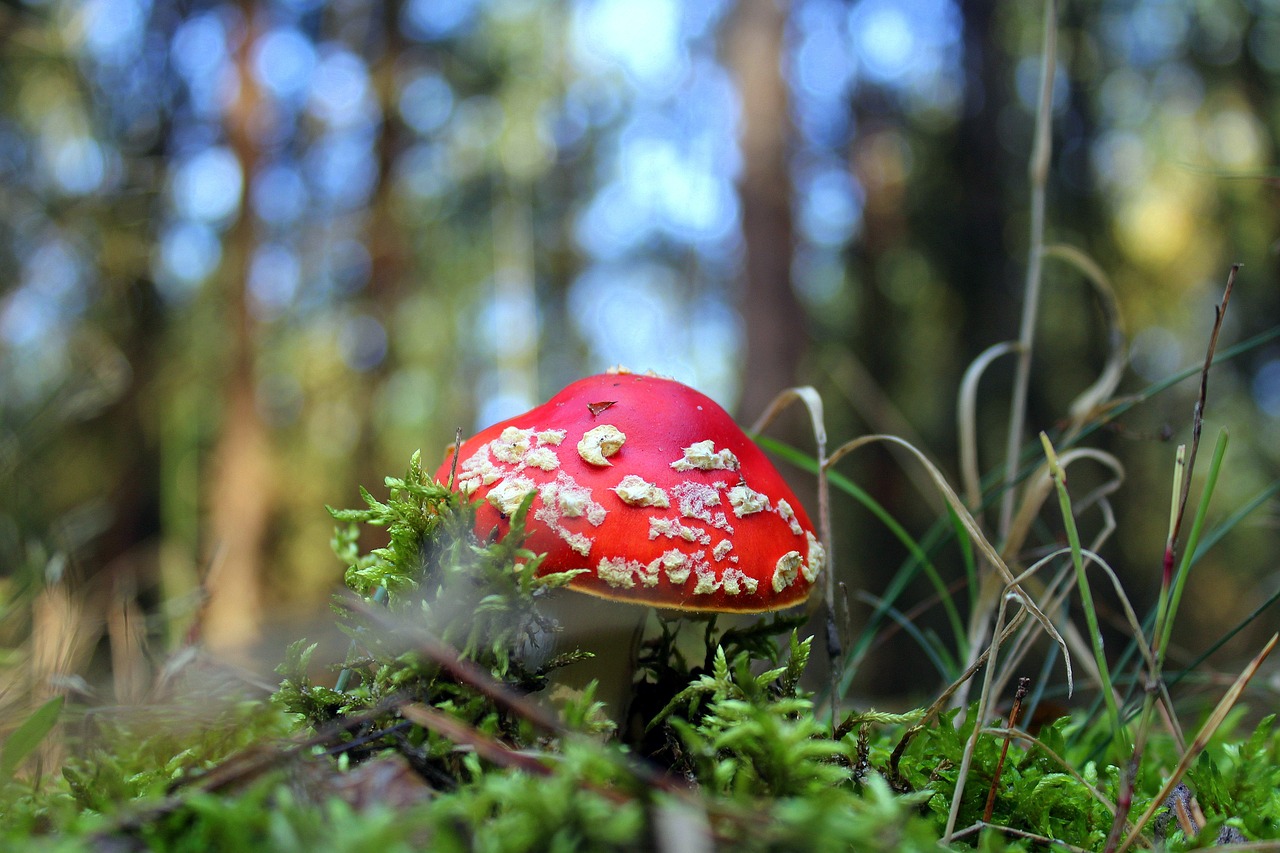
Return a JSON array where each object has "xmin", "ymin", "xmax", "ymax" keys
[{"xmin": 436, "ymin": 368, "xmax": 825, "ymax": 614}]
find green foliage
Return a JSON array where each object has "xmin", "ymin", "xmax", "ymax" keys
[
  {"xmin": 130, "ymin": 785, "xmax": 440, "ymax": 853},
  {"xmin": 4, "ymin": 452, "xmax": 1279, "ymax": 852},
  {"xmin": 1183, "ymin": 714, "xmax": 1280, "ymax": 843},
  {"xmin": 424, "ymin": 740, "xmax": 647, "ymax": 852},
  {"xmin": 897, "ymin": 710, "xmax": 1117, "ymax": 849},
  {"xmin": 1, "ymin": 697, "xmax": 63, "ymax": 781},
  {"xmin": 60, "ymin": 699, "xmax": 293, "ymax": 812},
  {"xmin": 321, "ymin": 450, "xmax": 581, "ymax": 685},
  {"xmin": 663, "ymin": 640, "xmax": 850, "ymax": 798}
]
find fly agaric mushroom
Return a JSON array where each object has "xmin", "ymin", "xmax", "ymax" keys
[{"xmin": 436, "ymin": 369, "xmax": 825, "ymax": 613}]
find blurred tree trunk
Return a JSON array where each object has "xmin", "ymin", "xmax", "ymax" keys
[
  {"xmin": 726, "ymin": 0, "xmax": 806, "ymax": 422},
  {"xmin": 841, "ymin": 0, "xmax": 1020, "ymax": 696},
  {"xmin": 951, "ymin": 0, "xmax": 1018, "ymax": 357},
  {"xmin": 202, "ymin": 11, "xmax": 270, "ymax": 655}
]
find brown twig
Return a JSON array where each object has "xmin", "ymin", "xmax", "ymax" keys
[
  {"xmin": 400, "ymin": 702, "xmax": 559, "ymax": 780},
  {"xmin": 889, "ymin": 610, "xmax": 1029, "ymax": 782},
  {"xmin": 340, "ymin": 594, "xmax": 570, "ymax": 737},
  {"xmin": 982, "ymin": 677, "xmax": 1029, "ymax": 823},
  {"xmin": 343, "ymin": 596, "xmax": 696, "ymax": 797},
  {"xmin": 1166, "ymin": 262, "xmax": 1238, "ymax": 584}
]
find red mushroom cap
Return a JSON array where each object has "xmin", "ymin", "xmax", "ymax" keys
[{"xmin": 436, "ymin": 370, "xmax": 824, "ymax": 613}]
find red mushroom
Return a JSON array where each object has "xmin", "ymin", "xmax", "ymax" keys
[{"xmin": 436, "ymin": 369, "xmax": 824, "ymax": 613}]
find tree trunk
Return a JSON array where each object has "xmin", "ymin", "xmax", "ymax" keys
[
  {"xmin": 201, "ymin": 8, "xmax": 270, "ymax": 656},
  {"xmin": 726, "ymin": 0, "xmax": 806, "ymax": 422}
]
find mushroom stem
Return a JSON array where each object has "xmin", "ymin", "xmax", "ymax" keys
[{"xmin": 535, "ymin": 590, "xmax": 651, "ymax": 725}]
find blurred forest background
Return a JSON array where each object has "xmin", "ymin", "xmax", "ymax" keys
[{"xmin": 2, "ymin": 0, "xmax": 1279, "ymax": 708}]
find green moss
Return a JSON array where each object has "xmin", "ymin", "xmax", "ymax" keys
[{"xmin": 4, "ymin": 452, "xmax": 1277, "ymax": 851}]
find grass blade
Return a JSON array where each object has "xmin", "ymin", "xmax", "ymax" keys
[{"xmin": 1, "ymin": 696, "xmax": 64, "ymax": 781}]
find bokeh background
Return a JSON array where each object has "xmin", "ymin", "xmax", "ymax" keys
[{"xmin": 2, "ymin": 0, "xmax": 1279, "ymax": 706}]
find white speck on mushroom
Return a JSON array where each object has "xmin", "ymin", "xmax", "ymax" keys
[
  {"xmin": 727, "ymin": 484, "xmax": 770, "ymax": 517},
  {"xmin": 804, "ymin": 532, "xmax": 825, "ymax": 582},
  {"xmin": 648, "ymin": 516, "xmax": 711, "ymax": 546},
  {"xmin": 772, "ymin": 550, "xmax": 804, "ymax": 592},
  {"xmin": 692, "ymin": 558, "xmax": 719, "ymax": 594},
  {"xmin": 492, "ymin": 426, "xmax": 535, "ymax": 464},
  {"xmin": 553, "ymin": 484, "xmax": 588, "ymax": 518},
  {"xmin": 597, "ymin": 556, "xmax": 659, "ymax": 589},
  {"xmin": 648, "ymin": 517, "xmax": 677, "ymax": 539},
  {"xmin": 672, "ymin": 481, "xmax": 720, "ymax": 523},
  {"xmin": 537, "ymin": 429, "xmax": 567, "ymax": 445},
  {"xmin": 459, "ymin": 445, "xmax": 505, "ymax": 486},
  {"xmin": 612, "ymin": 474, "xmax": 669, "ymax": 508},
  {"xmin": 670, "ymin": 440, "xmax": 739, "ymax": 472},
  {"xmin": 577, "ymin": 424, "xmax": 626, "ymax": 466},
  {"xmin": 563, "ymin": 530, "xmax": 593, "ymax": 557},
  {"xmin": 488, "ymin": 476, "xmax": 537, "ymax": 516},
  {"xmin": 712, "ymin": 540, "xmax": 733, "ymax": 561},
  {"xmin": 658, "ymin": 550, "xmax": 691, "ymax": 585},
  {"xmin": 721, "ymin": 567, "xmax": 758, "ymax": 596},
  {"xmin": 533, "ymin": 503, "xmax": 593, "ymax": 557},
  {"xmin": 539, "ymin": 474, "xmax": 607, "ymax": 525},
  {"xmin": 776, "ymin": 499, "xmax": 805, "ymax": 536},
  {"xmin": 523, "ymin": 447, "xmax": 560, "ymax": 471},
  {"xmin": 597, "ymin": 557, "xmax": 636, "ymax": 589}
]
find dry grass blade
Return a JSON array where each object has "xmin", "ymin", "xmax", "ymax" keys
[
  {"xmin": 958, "ymin": 341, "xmax": 1020, "ymax": 512},
  {"xmin": 1003, "ymin": 447, "xmax": 1124, "ymax": 566},
  {"xmin": 827, "ymin": 433, "xmax": 1072, "ymax": 693},
  {"xmin": 749, "ymin": 385, "xmax": 828, "ymax": 448},
  {"xmin": 949, "ymin": 822, "xmax": 1095, "ymax": 852},
  {"xmin": 1043, "ymin": 244, "xmax": 1128, "ymax": 430},
  {"xmin": 1000, "ymin": 0, "xmax": 1058, "ymax": 540},
  {"xmin": 343, "ymin": 596, "xmax": 700, "ymax": 797},
  {"xmin": 748, "ymin": 385, "xmax": 841, "ymax": 717},
  {"xmin": 1107, "ymin": 265, "xmax": 1241, "ymax": 853},
  {"xmin": 1115, "ymin": 631, "xmax": 1278, "ymax": 853},
  {"xmin": 992, "ymin": 546, "xmax": 1165, "ymax": 731},
  {"xmin": 945, "ymin": 542, "xmax": 1109, "ymax": 841},
  {"xmin": 888, "ymin": 609, "xmax": 1030, "ymax": 782},
  {"xmin": 946, "ymin": 576, "xmax": 1022, "ymax": 839},
  {"xmin": 978, "ymin": 447, "xmax": 1124, "ymax": 707},
  {"xmin": 748, "ymin": 385, "xmax": 830, "ymax": 572},
  {"xmin": 341, "ymin": 594, "xmax": 569, "ymax": 737}
]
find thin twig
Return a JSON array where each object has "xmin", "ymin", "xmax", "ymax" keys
[
  {"xmin": 982, "ymin": 677, "xmax": 1029, "ymax": 823},
  {"xmin": 1171, "ymin": 264, "xmax": 1238, "ymax": 553},
  {"xmin": 400, "ymin": 703, "xmax": 559, "ymax": 779}
]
